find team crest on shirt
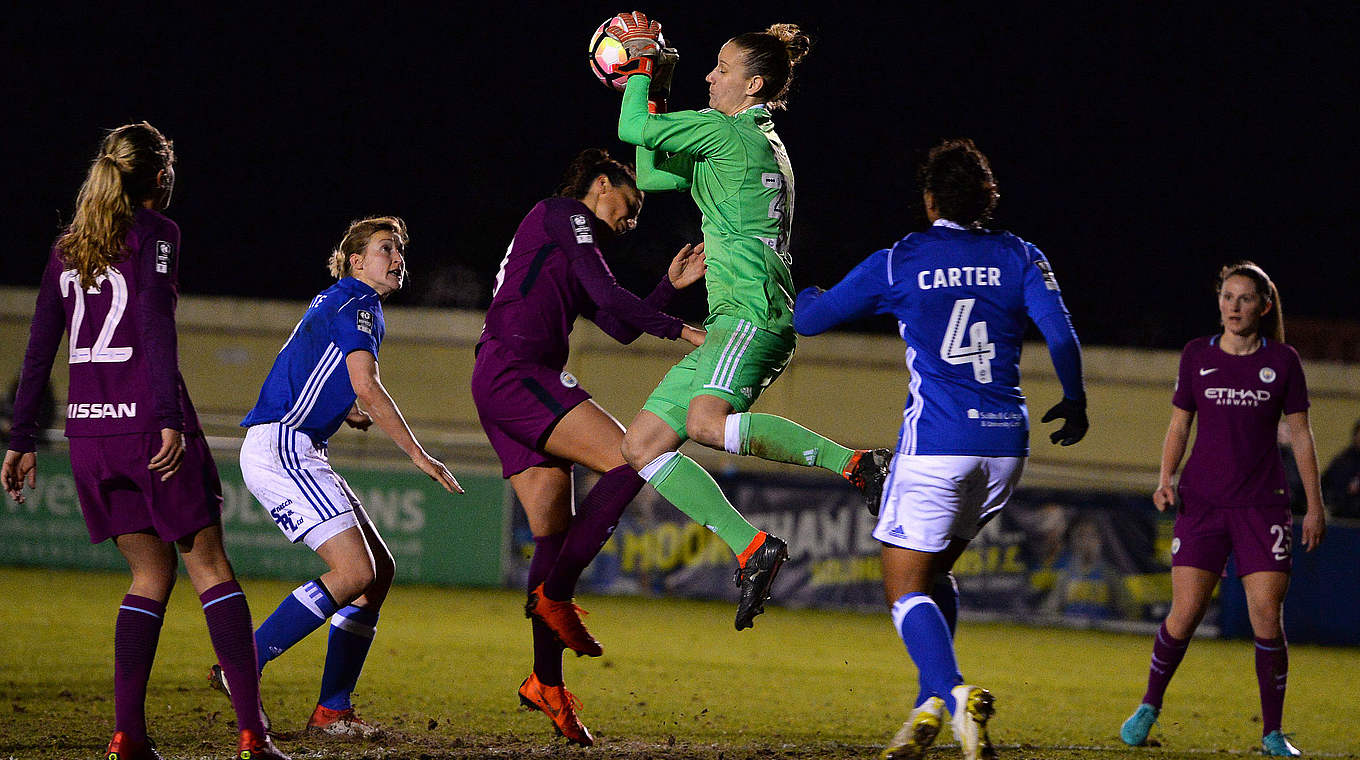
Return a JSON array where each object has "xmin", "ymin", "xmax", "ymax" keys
[
  {"xmin": 1034, "ymin": 259, "xmax": 1060, "ymax": 291},
  {"xmin": 356, "ymin": 309, "xmax": 374, "ymax": 334},
  {"xmin": 560, "ymin": 371, "xmax": 578, "ymax": 388},
  {"xmin": 155, "ymin": 241, "xmax": 172, "ymax": 273},
  {"xmin": 1259, "ymin": 367, "xmax": 1277, "ymax": 383},
  {"xmin": 1170, "ymin": 537, "xmax": 1180, "ymax": 555},
  {"xmin": 570, "ymin": 214, "xmax": 594, "ymax": 244}
]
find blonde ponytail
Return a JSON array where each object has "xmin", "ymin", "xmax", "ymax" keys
[{"xmin": 57, "ymin": 123, "xmax": 174, "ymax": 289}]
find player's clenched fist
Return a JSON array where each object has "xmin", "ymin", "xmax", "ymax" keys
[{"xmin": 609, "ymin": 11, "xmax": 662, "ymax": 59}]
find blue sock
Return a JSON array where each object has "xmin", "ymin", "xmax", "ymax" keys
[
  {"xmin": 317, "ymin": 605, "xmax": 379, "ymax": 710},
  {"xmin": 254, "ymin": 579, "xmax": 339, "ymax": 673},
  {"xmin": 892, "ymin": 592, "xmax": 962, "ymax": 711},
  {"xmin": 931, "ymin": 572, "xmax": 959, "ymax": 638}
]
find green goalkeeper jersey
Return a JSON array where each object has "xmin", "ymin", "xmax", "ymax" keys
[{"xmin": 619, "ymin": 75, "xmax": 795, "ymax": 331}]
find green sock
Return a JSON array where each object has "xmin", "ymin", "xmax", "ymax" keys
[
  {"xmin": 644, "ymin": 453, "xmax": 759, "ymax": 556},
  {"xmin": 735, "ymin": 413, "xmax": 855, "ymax": 475}
]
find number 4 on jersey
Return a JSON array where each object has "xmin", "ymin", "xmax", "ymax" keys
[{"xmin": 940, "ymin": 298, "xmax": 995, "ymax": 383}]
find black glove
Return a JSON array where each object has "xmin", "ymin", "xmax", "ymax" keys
[
  {"xmin": 1041, "ymin": 397, "xmax": 1088, "ymax": 446},
  {"xmin": 649, "ymin": 47, "xmax": 679, "ymax": 107}
]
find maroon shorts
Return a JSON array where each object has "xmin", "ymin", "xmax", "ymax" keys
[
  {"xmin": 1170, "ymin": 496, "xmax": 1293, "ymax": 576},
  {"xmin": 471, "ymin": 343, "xmax": 591, "ymax": 479},
  {"xmin": 69, "ymin": 432, "xmax": 223, "ymax": 544}
]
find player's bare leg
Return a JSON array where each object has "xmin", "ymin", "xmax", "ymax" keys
[{"xmin": 1243, "ymin": 571, "xmax": 1296, "ymax": 755}]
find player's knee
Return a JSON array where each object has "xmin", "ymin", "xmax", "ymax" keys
[
  {"xmin": 619, "ymin": 432, "xmax": 652, "ymax": 471},
  {"xmin": 684, "ymin": 407, "xmax": 724, "ymax": 447},
  {"xmin": 371, "ymin": 548, "xmax": 396, "ymax": 591}
]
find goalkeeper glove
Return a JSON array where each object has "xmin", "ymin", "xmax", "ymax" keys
[
  {"xmin": 609, "ymin": 11, "xmax": 662, "ymax": 59},
  {"xmin": 649, "ymin": 47, "xmax": 678, "ymax": 109},
  {"xmin": 1041, "ymin": 397, "xmax": 1089, "ymax": 446}
]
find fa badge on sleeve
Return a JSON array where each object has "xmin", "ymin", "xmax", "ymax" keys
[
  {"xmin": 155, "ymin": 241, "xmax": 172, "ymax": 274},
  {"xmin": 356, "ymin": 309, "xmax": 374, "ymax": 334},
  {"xmin": 570, "ymin": 214, "xmax": 594, "ymax": 244}
]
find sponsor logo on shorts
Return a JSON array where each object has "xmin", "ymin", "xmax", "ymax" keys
[
  {"xmin": 155, "ymin": 241, "xmax": 172, "ymax": 274},
  {"xmin": 270, "ymin": 500, "xmax": 305, "ymax": 532},
  {"xmin": 889, "ymin": 526, "xmax": 909, "ymax": 539},
  {"xmin": 1259, "ymin": 367, "xmax": 1276, "ymax": 383},
  {"xmin": 1170, "ymin": 537, "xmax": 1180, "ymax": 555},
  {"xmin": 356, "ymin": 309, "xmax": 374, "ymax": 334},
  {"xmin": 559, "ymin": 371, "xmax": 578, "ymax": 388},
  {"xmin": 1203, "ymin": 387, "xmax": 1271, "ymax": 406},
  {"xmin": 740, "ymin": 386, "xmax": 753, "ymax": 399},
  {"xmin": 570, "ymin": 214, "xmax": 594, "ymax": 244},
  {"xmin": 67, "ymin": 402, "xmax": 137, "ymax": 419}
]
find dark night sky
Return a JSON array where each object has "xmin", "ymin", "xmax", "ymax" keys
[{"xmin": 4, "ymin": 2, "xmax": 1355, "ymax": 349}]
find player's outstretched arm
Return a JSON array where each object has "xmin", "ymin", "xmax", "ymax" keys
[
  {"xmin": 345, "ymin": 350, "xmax": 462, "ymax": 494},
  {"xmin": 2, "ymin": 450, "xmax": 36, "ymax": 504}
]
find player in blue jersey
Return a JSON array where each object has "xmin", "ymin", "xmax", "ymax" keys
[
  {"xmin": 794, "ymin": 139, "xmax": 1088, "ymax": 760},
  {"xmin": 219, "ymin": 216, "xmax": 461, "ymax": 738}
]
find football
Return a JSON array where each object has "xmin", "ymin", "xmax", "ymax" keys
[{"xmin": 588, "ymin": 16, "xmax": 665, "ymax": 92}]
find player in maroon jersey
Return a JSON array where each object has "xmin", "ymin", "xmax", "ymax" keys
[
  {"xmin": 472, "ymin": 148, "xmax": 705, "ymax": 745},
  {"xmin": 1, "ymin": 123, "xmax": 286, "ymax": 760},
  {"xmin": 1119, "ymin": 262, "xmax": 1326, "ymax": 757}
]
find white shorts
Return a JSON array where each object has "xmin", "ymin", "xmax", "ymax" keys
[
  {"xmin": 240, "ymin": 423, "xmax": 364, "ymax": 550},
  {"xmin": 873, "ymin": 454, "xmax": 1025, "ymax": 553}
]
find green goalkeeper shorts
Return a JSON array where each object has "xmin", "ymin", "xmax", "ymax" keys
[{"xmin": 641, "ymin": 314, "xmax": 796, "ymax": 438}]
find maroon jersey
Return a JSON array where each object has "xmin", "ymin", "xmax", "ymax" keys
[
  {"xmin": 478, "ymin": 197, "xmax": 683, "ymax": 369},
  {"xmin": 1172, "ymin": 335, "xmax": 1309, "ymax": 509},
  {"xmin": 9, "ymin": 208, "xmax": 201, "ymax": 452}
]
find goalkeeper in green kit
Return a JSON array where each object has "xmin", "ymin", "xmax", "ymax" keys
[{"xmin": 609, "ymin": 11, "xmax": 892, "ymax": 630}]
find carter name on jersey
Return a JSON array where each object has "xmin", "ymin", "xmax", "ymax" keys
[{"xmin": 917, "ymin": 266, "xmax": 1003, "ymax": 290}]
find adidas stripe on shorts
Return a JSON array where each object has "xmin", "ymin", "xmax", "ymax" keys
[
  {"xmin": 641, "ymin": 314, "xmax": 796, "ymax": 437},
  {"xmin": 874, "ymin": 453, "xmax": 1025, "ymax": 552},
  {"xmin": 240, "ymin": 422, "xmax": 364, "ymax": 549}
]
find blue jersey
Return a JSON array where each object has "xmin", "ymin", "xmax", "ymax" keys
[
  {"xmin": 795, "ymin": 222, "xmax": 1081, "ymax": 456},
  {"xmin": 241, "ymin": 277, "xmax": 384, "ymax": 445}
]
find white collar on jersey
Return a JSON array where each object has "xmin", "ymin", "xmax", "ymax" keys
[
  {"xmin": 933, "ymin": 219, "xmax": 967, "ymax": 230},
  {"xmin": 732, "ymin": 103, "xmax": 769, "ymax": 116}
]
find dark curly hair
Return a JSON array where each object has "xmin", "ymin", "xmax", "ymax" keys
[
  {"xmin": 917, "ymin": 138, "xmax": 999, "ymax": 228},
  {"xmin": 729, "ymin": 23, "xmax": 812, "ymax": 111},
  {"xmin": 556, "ymin": 148, "xmax": 637, "ymax": 199}
]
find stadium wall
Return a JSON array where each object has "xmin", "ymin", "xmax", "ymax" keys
[{"xmin": 4, "ymin": 287, "xmax": 1357, "ymax": 485}]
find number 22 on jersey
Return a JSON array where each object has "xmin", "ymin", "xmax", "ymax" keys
[
  {"xmin": 940, "ymin": 297, "xmax": 995, "ymax": 383},
  {"xmin": 59, "ymin": 268, "xmax": 133, "ymax": 364}
]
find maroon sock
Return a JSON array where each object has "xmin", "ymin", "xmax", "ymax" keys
[
  {"xmin": 1255, "ymin": 636, "xmax": 1288, "ymax": 735},
  {"xmin": 529, "ymin": 532, "xmax": 566, "ymax": 686},
  {"xmin": 1141, "ymin": 622, "xmax": 1190, "ymax": 709},
  {"xmin": 200, "ymin": 580, "xmax": 266, "ymax": 735},
  {"xmin": 113, "ymin": 594, "xmax": 165, "ymax": 741},
  {"xmin": 542, "ymin": 464, "xmax": 644, "ymax": 601}
]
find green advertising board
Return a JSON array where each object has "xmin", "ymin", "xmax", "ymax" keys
[{"xmin": 0, "ymin": 450, "xmax": 506, "ymax": 586}]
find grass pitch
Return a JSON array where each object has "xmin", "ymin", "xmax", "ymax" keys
[{"xmin": 2, "ymin": 567, "xmax": 1356, "ymax": 759}]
